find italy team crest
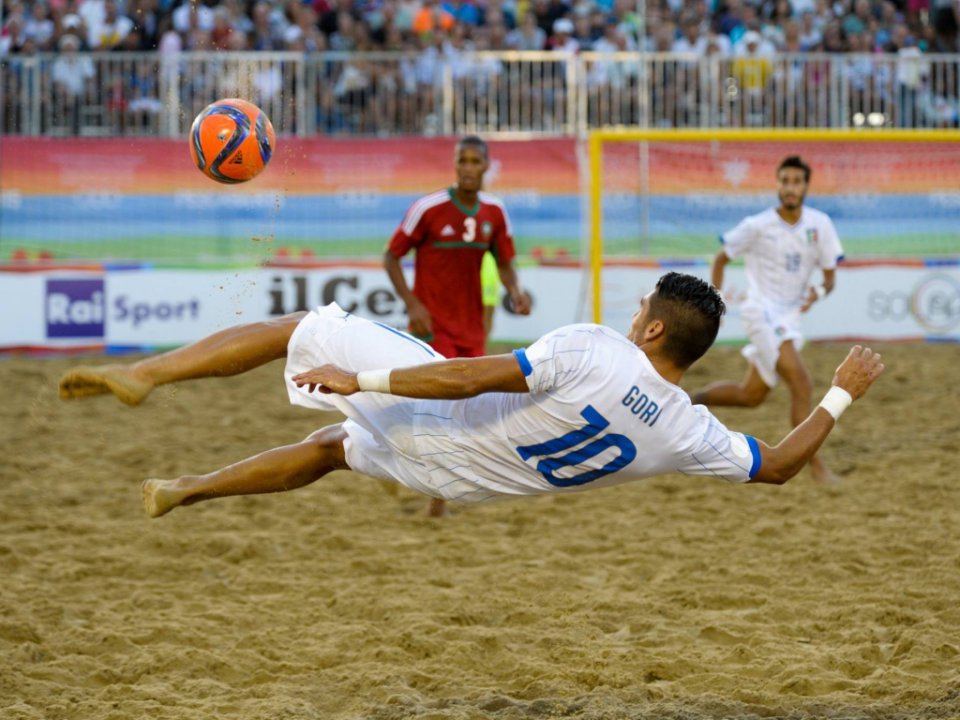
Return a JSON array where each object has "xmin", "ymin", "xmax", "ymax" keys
[{"xmin": 806, "ymin": 229, "xmax": 818, "ymax": 244}]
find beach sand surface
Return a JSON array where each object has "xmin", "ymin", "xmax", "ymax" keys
[{"xmin": 2, "ymin": 343, "xmax": 959, "ymax": 719}]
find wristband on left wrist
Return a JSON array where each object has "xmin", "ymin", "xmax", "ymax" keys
[{"xmin": 357, "ymin": 369, "xmax": 392, "ymax": 394}]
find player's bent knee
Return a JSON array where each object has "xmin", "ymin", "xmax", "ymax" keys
[{"xmin": 304, "ymin": 424, "xmax": 349, "ymax": 470}]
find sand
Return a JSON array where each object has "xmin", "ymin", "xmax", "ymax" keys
[{"xmin": 2, "ymin": 343, "xmax": 959, "ymax": 720}]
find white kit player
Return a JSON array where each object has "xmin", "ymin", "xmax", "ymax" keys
[
  {"xmin": 692, "ymin": 156, "xmax": 844, "ymax": 484},
  {"xmin": 57, "ymin": 273, "xmax": 883, "ymax": 519}
]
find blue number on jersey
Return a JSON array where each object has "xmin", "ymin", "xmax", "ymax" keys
[
  {"xmin": 785, "ymin": 252, "xmax": 802, "ymax": 272},
  {"xmin": 515, "ymin": 405, "xmax": 637, "ymax": 487}
]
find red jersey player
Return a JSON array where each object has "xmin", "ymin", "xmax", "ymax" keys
[
  {"xmin": 384, "ymin": 136, "xmax": 531, "ymax": 517},
  {"xmin": 384, "ymin": 136, "xmax": 531, "ymax": 359}
]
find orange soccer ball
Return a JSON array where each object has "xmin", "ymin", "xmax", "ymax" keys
[{"xmin": 189, "ymin": 98, "xmax": 276, "ymax": 184}]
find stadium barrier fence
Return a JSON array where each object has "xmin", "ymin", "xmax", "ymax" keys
[{"xmin": 2, "ymin": 51, "xmax": 958, "ymax": 137}]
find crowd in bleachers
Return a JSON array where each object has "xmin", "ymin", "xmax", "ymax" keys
[
  {"xmin": 1, "ymin": 0, "xmax": 958, "ymax": 135},
  {"xmin": 1, "ymin": 0, "xmax": 958, "ymax": 58}
]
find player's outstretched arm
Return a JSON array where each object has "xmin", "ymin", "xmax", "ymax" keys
[
  {"xmin": 383, "ymin": 250, "xmax": 433, "ymax": 338},
  {"xmin": 749, "ymin": 346, "xmax": 885, "ymax": 485},
  {"xmin": 293, "ymin": 354, "xmax": 529, "ymax": 399}
]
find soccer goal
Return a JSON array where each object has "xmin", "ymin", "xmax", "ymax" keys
[{"xmin": 585, "ymin": 128, "xmax": 960, "ymax": 323}]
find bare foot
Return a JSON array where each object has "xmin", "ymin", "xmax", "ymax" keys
[
  {"xmin": 427, "ymin": 497, "xmax": 448, "ymax": 518},
  {"xmin": 810, "ymin": 456, "xmax": 840, "ymax": 485},
  {"xmin": 142, "ymin": 479, "xmax": 187, "ymax": 518},
  {"xmin": 58, "ymin": 364, "xmax": 153, "ymax": 406}
]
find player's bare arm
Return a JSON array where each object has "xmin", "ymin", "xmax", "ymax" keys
[
  {"xmin": 496, "ymin": 260, "xmax": 532, "ymax": 315},
  {"xmin": 749, "ymin": 346, "xmax": 884, "ymax": 484},
  {"xmin": 711, "ymin": 250, "xmax": 730, "ymax": 291},
  {"xmin": 822, "ymin": 268, "xmax": 836, "ymax": 295},
  {"xmin": 294, "ymin": 353, "xmax": 529, "ymax": 399},
  {"xmin": 800, "ymin": 267, "xmax": 838, "ymax": 313},
  {"xmin": 383, "ymin": 250, "xmax": 433, "ymax": 337}
]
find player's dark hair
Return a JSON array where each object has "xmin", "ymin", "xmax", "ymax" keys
[
  {"xmin": 649, "ymin": 272, "xmax": 725, "ymax": 368},
  {"xmin": 456, "ymin": 135, "xmax": 489, "ymax": 160},
  {"xmin": 778, "ymin": 155, "xmax": 811, "ymax": 182}
]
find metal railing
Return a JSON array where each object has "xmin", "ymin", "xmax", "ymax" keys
[{"xmin": 2, "ymin": 50, "xmax": 958, "ymax": 136}]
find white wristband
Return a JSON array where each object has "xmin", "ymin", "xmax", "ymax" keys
[
  {"xmin": 356, "ymin": 369, "xmax": 392, "ymax": 394},
  {"xmin": 812, "ymin": 285, "xmax": 827, "ymax": 300},
  {"xmin": 819, "ymin": 386, "xmax": 852, "ymax": 421}
]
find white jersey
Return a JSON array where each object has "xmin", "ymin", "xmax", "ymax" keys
[
  {"xmin": 722, "ymin": 206, "xmax": 843, "ymax": 313},
  {"xmin": 410, "ymin": 324, "xmax": 761, "ymax": 502},
  {"xmin": 286, "ymin": 308, "xmax": 763, "ymax": 504}
]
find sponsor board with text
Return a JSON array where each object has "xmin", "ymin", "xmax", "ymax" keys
[{"xmin": 2, "ymin": 262, "xmax": 957, "ymax": 350}]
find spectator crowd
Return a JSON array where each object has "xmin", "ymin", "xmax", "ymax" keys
[
  {"xmin": 2, "ymin": 0, "xmax": 958, "ymax": 59},
  {"xmin": 1, "ymin": 0, "xmax": 958, "ymax": 133}
]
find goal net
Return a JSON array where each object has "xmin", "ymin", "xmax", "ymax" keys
[{"xmin": 585, "ymin": 128, "xmax": 960, "ymax": 322}]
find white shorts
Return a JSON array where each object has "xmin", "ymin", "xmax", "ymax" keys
[
  {"xmin": 284, "ymin": 303, "xmax": 447, "ymax": 496},
  {"xmin": 739, "ymin": 302, "xmax": 805, "ymax": 388}
]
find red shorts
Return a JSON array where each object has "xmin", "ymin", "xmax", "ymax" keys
[{"xmin": 428, "ymin": 331, "xmax": 485, "ymax": 359}]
